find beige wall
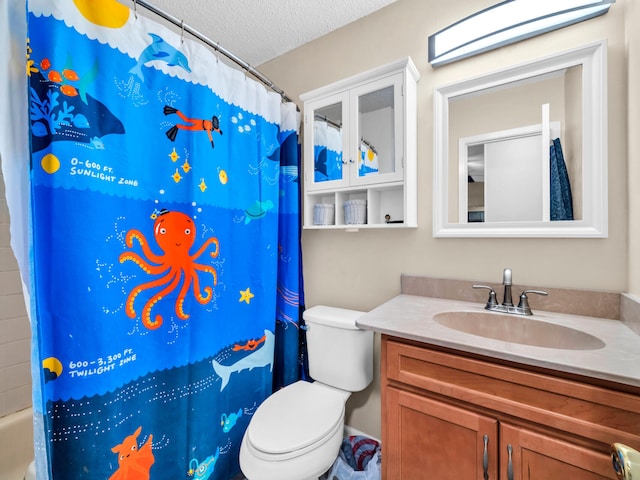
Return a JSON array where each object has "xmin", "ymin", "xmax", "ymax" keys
[
  {"xmin": 628, "ymin": 1, "xmax": 640, "ymax": 295},
  {"xmin": 260, "ymin": 0, "xmax": 630, "ymax": 439}
]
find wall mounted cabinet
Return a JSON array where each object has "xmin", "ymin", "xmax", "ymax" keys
[{"xmin": 300, "ymin": 58, "xmax": 419, "ymax": 229}]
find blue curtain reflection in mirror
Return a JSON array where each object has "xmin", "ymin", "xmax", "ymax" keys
[
  {"xmin": 314, "ymin": 106, "xmax": 343, "ymax": 182},
  {"xmin": 550, "ymin": 138, "xmax": 574, "ymax": 220}
]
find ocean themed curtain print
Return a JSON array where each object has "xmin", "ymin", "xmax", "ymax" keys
[
  {"xmin": 313, "ymin": 120, "xmax": 343, "ymax": 182},
  {"xmin": 17, "ymin": 0, "xmax": 303, "ymax": 478}
]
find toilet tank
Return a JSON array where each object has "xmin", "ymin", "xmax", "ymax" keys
[{"xmin": 303, "ymin": 305, "xmax": 373, "ymax": 392}]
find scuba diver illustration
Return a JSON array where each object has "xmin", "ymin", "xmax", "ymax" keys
[{"xmin": 164, "ymin": 105, "xmax": 223, "ymax": 148}]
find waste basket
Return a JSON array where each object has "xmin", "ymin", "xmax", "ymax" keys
[{"xmin": 321, "ymin": 435, "xmax": 381, "ymax": 480}]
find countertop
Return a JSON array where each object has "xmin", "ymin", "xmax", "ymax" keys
[{"xmin": 356, "ymin": 294, "xmax": 640, "ymax": 388}]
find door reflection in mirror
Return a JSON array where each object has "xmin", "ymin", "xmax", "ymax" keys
[
  {"xmin": 450, "ymin": 66, "xmax": 582, "ymax": 224},
  {"xmin": 461, "ymin": 121, "xmax": 569, "ymax": 223}
]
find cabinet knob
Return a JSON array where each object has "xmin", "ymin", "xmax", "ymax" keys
[{"xmin": 507, "ymin": 444, "xmax": 513, "ymax": 480}]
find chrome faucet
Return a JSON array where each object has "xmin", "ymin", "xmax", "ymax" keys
[
  {"xmin": 502, "ymin": 268, "xmax": 513, "ymax": 307},
  {"xmin": 473, "ymin": 268, "xmax": 548, "ymax": 316}
]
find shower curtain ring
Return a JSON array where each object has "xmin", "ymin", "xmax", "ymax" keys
[
  {"xmin": 180, "ymin": 20, "xmax": 185, "ymax": 43},
  {"xmin": 132, "ymin": 0, "xmax": 137, "ymax": 19}
]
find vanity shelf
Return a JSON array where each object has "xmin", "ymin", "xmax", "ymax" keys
[{"xmin": 300, "ymin": 58, "xmax": 419, "ymax": 230}]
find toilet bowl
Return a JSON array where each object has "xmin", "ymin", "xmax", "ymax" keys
[
  {"xmin": 240, "ymin": 381, "xmax": 349, "ymax": 480},
  {"xmin": 25, "ymin": 460, "xmax": 36, "ymax": 480},
  {"xmin": 239, "ymin": 305, "xmax": 373, "ymax": 480}
]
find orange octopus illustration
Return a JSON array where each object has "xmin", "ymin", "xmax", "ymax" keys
[{"xmin": 119, "ymin": 210, "xmax": 219, "ymax": 330}]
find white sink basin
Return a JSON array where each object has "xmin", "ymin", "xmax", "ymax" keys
[{"xmin": 434, "ymin": 311, "xmax": 605, "ymax": 350}]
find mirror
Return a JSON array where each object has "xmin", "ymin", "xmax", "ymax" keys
[
  {"xmin": 357, "ymin": 85, "xmax": 396, "ymax": 178},
  {"xmin": 433, "ymin": 40, "xmax": 607, "ymax": 237},
  {"xmin": 313, "ymin": 102, "xmax": 343, "ymax": 183}
]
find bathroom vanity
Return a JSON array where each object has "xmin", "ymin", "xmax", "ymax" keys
[{"xmin": 357, "ymin": 288, "xmax": 640, "ymax": 480}]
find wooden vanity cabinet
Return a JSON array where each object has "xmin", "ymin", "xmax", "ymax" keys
[
  {"xmin": 386, "ymin": 387, "xmax": 499, "ymax": 479},
  {"xmin": 382, "ymin": 335, "xmax": 640, "ymax": 479}
]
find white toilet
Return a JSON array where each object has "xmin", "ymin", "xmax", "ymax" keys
[
  {"xmin": 25, "ymin": 460, "xmax": 36, "ymax": 480},
  {"xmin": 239, "ymin": 305, "xmax": 373, "ymax": 480}
]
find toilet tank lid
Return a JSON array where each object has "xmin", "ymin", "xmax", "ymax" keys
[{"xmin": 302, "ymin": 305, "xmax": 365, "ymax": 330}]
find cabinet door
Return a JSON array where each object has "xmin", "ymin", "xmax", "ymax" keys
[
  {"xmin": 304, "ymin": 91, "xmax": 350, "ymax": 190},
  {"xmin": 500, "ymin": 423, "xmax": 615, "ymax": 480},
  {"xmin": 350, "ymin": 73, "xmax": 404, "ymax": 187},
  {"xmin": 384, "ymin": 387, "xmax": 498, "ymax": 480}
]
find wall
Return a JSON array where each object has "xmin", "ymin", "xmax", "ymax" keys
[
  {"xmin": 628, "ymin": 1, "xmax": 640, "ymax": 296},
  {"xmin": 260, "ymin": 0, "xmax": 630, "ymax": 439},
  {"xmin": 0, "ymin": 160, "xmax": 31, "ymax": 419},
  {"xmin": 566, "ymin": 65, "xmax": 584, "ymax": 218}
]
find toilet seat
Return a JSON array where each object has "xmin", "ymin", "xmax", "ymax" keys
[{"xmin": 245, "ymin": 381, "xmax": 345, "ymax": 460}]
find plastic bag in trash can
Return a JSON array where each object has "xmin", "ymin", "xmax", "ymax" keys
[{"xmin": 321, "ymin": 436, "xmax": 382, "ymax": 480}]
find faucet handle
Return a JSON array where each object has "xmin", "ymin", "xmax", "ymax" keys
[
  {"xmin": 473, "ymin": 285, "xmax": 498, "ymax": 309},
  {"xmin": 517, "ymin": 290, "xmax": 548, "ymax": 315}
]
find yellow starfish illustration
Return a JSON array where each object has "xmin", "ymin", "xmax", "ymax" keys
[{"xmin": 239, "ymin": 288, "xmax": 254, "ymax": 304}]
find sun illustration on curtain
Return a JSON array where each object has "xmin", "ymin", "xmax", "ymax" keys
[{"xmin": 119, "ymin": 209, "xmax": 220, "ymax": 330}]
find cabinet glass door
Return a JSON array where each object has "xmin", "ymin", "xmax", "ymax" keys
[
  {"xmin": 352, "ymin": 74, "xmax": 404, "ymax": 186},
  {"xmin": 304, "ymin": 90, "xmax": 350, "ymax": 191},
  {"xmin": 313, "ymin": 102, "xmax": 344, "ymax": 184},
  {"xmin": 358, "ymin": 86, "xmax": 394, "ymax": 177}
]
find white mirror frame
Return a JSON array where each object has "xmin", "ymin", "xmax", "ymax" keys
[{"xmin": 433, "ymin": 40, "xmax": 608, "ymax": 238}]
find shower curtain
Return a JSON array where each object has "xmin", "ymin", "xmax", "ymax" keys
[{"xmin": 2, "ymin": 1, "xmax": 303, "ymax": 478}]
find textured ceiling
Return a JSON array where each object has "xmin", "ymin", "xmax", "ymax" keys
[{"xmin": 134, "ymin": 0, "xmax": 398, "ymax": 66}]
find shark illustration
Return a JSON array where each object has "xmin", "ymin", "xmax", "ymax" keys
[
  {"xmin": 212, "ymin": 330, "xmax": 274, "ymax": 391},
  {"xmin": 129, "ymin": 33, "xmax": 191, "ymax": 82}
]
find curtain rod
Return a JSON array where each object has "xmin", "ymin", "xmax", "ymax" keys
[{"xmin": 132, "ymin": 0, "xmax": 294, "ymax": 104}]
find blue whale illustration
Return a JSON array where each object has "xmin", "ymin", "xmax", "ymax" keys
[
  {"xmin": 212, "ymin": 330, "xmax": 274, "ymax": 391},
  {"xmin": 129, "ymin": 33, "xmax": 191, "ymax": 81}
]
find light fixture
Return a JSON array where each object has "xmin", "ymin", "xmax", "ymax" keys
[{"xmin": 428, "ymin": 0, "xmax": 614, "ymax": 67}]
